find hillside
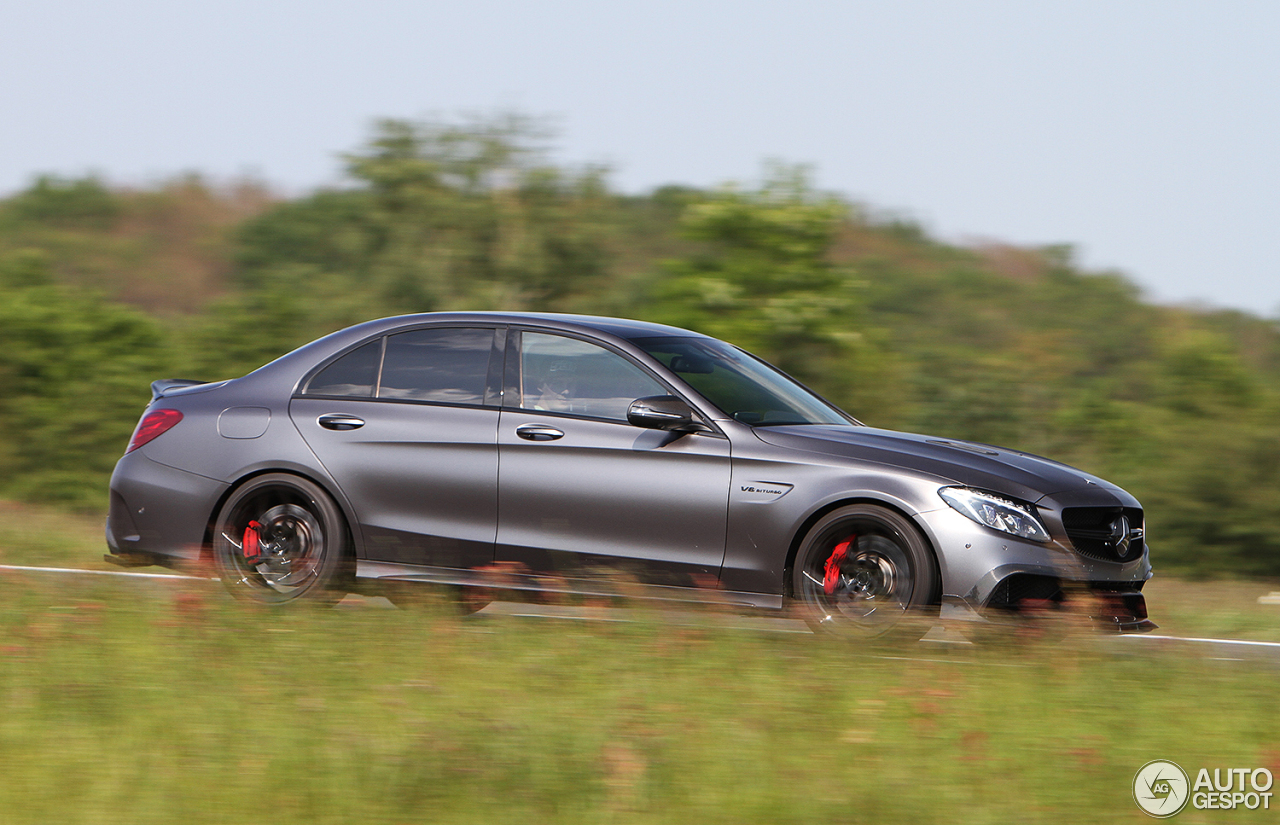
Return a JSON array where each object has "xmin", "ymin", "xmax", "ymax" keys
[{"xmin": 2, "ymin": 117, "xmax": 1277, "ymax": 576}]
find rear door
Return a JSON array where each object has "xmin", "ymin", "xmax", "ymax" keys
[
  {"xmin": 290, "ymin": 325, "xmax": 503, "ymax": 568},
  {"xmin": 495, "ymin": 329, "xmax": 731, "ymax": 585}
]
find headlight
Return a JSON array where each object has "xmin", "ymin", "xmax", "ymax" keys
[{"xmin": 939, "ymin": 487, "xmax": 1050, "ymax": 542}]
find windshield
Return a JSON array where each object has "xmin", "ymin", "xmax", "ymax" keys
[{"xmin": 633, "ymin": 336, "xmax": 854, "ymax": 426}]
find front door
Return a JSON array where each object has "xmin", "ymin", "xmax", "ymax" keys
[{"xmin": 495, "ymin": 330, "xmax": 730, "ymax": 585}]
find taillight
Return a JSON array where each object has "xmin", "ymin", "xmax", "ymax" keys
[{"xmin": 127, "ymin": 408, "xmax": 183, "ymax": 453}]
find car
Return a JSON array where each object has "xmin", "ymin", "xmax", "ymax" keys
[{"xmin": 106, "ymin": 311, "xmax": 1155, "ymax": 637}]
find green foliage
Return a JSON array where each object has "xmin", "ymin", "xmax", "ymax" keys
[
  {"xmin": 4, "ymin": 115, "xmax": 1280, "ymax": 577},
  {"xmin": 642, "ymin": 166, "xmax": 903, "ymax": 419},
  {"xmin": 233, "ymin": 190, "xmax": 376, "ymax": 285},
  {"xmin": 0, "ymin": 175, "xmax": 118, "ymax": 229},
  {"xmin": 0, "ymin": 251, "xmax": 170, "ymax": 510},
  {"xmin": 1158, "ymin": 330, "xmax": 1260, "ymax": 416},
  {"xmin": 181, "ymin": 264, "xmax": 383, "ymax": 381},
  {"xmin": 0, "ymin": 174, "xmax": 264, "ymax": 314},
  {"xmin": 648, "ymin": 167, "xmax": 854, "ymax": 355},
  {"xmin": 235, "ymin": 115, "xmax": 614, "ymax": 316}
]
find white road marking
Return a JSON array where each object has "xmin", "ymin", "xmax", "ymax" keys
[
  {"xmin": 1117, "ymin": 633, "xmax": 1280, "ymax": 649},
  {"xmin": 0, "ymin": 563, "xmax": 200, "ymax": 580}
]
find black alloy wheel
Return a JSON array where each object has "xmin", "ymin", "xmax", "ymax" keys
[
  {"xmin": 792, "ymin": 504, "xmax": 939, "ymax": 639},
  {"xmin": 212, "ymin": 473, "xmax": 352, "ymax": 604}
]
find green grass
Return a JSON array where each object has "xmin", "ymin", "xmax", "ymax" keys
[
  {"xmin": 1143, "ymin": 576, "xmax": 1280, "ymax": 643},
  {"xmin": 0, "ymin": 500, "xmax": 117, "ymax": 571},
  {"xmin": 2, "ymin": 574, "xmax": 1279, "ymax": 824},
  {"xmin": 2, "ymin": 502, "xmax": 1279, "ymax": 822}
]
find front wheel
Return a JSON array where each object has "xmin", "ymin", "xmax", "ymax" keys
[
  {"xmin": 791, "ymin": 504, "xmax": 939, "ymax": 639},
  {"xmin": 212, "ymin": 474, "xmax": 352, "ymax": 604}
]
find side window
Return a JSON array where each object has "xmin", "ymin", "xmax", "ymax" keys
[
  {"xmin": 378, "ymin": 327, "xmax": 494, "ymax": 405},
  {"xmin": 303, "ymin": 339, "xmax": 382, "ymax": 397},
  {"xmin": 519, "ymin": 332, "xmax": 665, "ymax": 421}
]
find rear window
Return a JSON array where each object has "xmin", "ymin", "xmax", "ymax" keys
[
  {"xmin": 378, "ymin": 328, "xmax": 494, "ymax": 405},
  {"xmin": 303, "ymin": 340, "xmax": 381, "ymax": 397}
]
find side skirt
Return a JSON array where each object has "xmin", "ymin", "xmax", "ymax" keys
[{"xmin": 355, "ymin": 560, "xmax": 784, "ymax": 610}]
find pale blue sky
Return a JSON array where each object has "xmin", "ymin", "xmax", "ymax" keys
[{"xmin": 3, "ymin": 1, "xmax": 1278, "ymax": 315}]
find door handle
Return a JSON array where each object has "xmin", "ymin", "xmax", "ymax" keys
[
  {"xmin": 515, "ymin": 423, "xmax": 564, "ymax": 441},
  {"xmin": 317, "ymin": 413, "xmax": 365, "ymax": 431}
]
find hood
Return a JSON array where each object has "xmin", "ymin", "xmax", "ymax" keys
[{"xmin": 753, "ymin": 425, "xmax": 1136, "ymax": 505}]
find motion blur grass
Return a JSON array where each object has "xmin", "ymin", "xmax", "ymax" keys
[
  {"xmin": 0, "ymin": 500, "xmax": 115, "ymax": 570},
  {"xmin": 4, "ymin": 500, "xmax": 1278, "ymax": 642},
  {"xmin": 2, "ymin": 505, "xmax": 1279, "ymax": 823},
  {"xmin": 1145, "ymin": 576, "xmax": 1280, "ymax": 644},
  {"xmin": 1, "ymin": 573, "xmax": 1279, "ymax": 824}
]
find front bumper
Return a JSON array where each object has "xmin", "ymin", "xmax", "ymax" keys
[
  {"xmin": 941, "ymin": 577, "xmax": 1156, "ymax": 633},
  {"xmin": 917, "ymin": 506, "xmax": 1155, "ymax": 632}
]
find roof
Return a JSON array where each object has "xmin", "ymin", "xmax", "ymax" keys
[{"xmin": 369, "ymin": 311, "xmax": 708, "ymax": 342}]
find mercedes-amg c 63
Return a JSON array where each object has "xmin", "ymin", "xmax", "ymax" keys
[{"xmin": 107, "ymin": 312, "xmax": 1155, "ymax": 636}]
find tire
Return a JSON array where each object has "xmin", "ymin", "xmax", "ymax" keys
[
  {"xmin": 212, "ymin": 473, "xmax": 352, "ymax": 604},
  {"xmin": 790, "ymin": 504, "xmax": 939, "ymax": 640}
]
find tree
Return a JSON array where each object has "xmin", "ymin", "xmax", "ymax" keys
[
  {"xmin": 0, "ymin": 175, "xmax": 118, "ymax": 229},
  {"xmin": 642, "ymin": 166, "xmax": 899, "ymax": 419},
  {"xmin": 0, "ymin": 250, "xmax": 169, "ymax": 509},
  {"xmin": 234, "ymin": 115, "xmax": 615, "ymax": 317}
]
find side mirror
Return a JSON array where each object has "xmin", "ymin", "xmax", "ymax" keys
[{"xmin": 627, "ymin": 396, "xmax": 709, "ymax": 433}]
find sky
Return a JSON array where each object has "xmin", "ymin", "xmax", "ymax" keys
[{"xmin": 2, "ymin": 1, "xmax": 1278, "ymax": 316}]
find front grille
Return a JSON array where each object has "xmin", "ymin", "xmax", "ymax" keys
[{"xmin": 1061, "ymin": 506, "xmax": 1144, "ymax": 563}]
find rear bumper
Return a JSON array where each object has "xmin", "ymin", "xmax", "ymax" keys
[{"xmin": 106, "ymin": 451, "xmax": 229, "ymax": 566}]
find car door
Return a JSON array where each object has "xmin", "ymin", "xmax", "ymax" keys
[
  {"xmin": 495, "ymin": 329, "xmax": 731, "ymax": 585},
  {"xmin": 290, "ymin": 325, "xmax": 503, "ymax": 569}
]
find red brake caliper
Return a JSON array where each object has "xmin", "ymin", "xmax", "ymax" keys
[
  {"xmin": 823, "ymin": 536, "xmax": 855, "ymax": 595},
  {"xmin": 242, "ymin": 520, "xmax": 263, "ymax": 565}
]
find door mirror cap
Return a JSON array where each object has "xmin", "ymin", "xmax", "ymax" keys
[{"xmin": 627, "ymin": 396, "xmax": 710, "ymax": 432}]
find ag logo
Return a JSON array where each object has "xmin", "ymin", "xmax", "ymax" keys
[{"xmin": 1134, "ymin": 760, "xmax": 1190, "ymax": 817}]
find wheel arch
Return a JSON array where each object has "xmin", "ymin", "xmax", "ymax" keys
[
  {"xmin": 199, "ymin": 467, "xmax": 360, "ymax": 565},
  {"xmin": 781, "ymin": 496, "xmax": 943, "ymax": 603}
]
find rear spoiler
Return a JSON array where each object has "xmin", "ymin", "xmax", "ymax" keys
[{"xmin": 150, "ymin": 379, "xmax": 209, "ymax": 401}]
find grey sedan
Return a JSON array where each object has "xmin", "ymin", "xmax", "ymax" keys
[{"xmin": 106, "ymin": 312, "xmax": 1155, "ymax": 636}]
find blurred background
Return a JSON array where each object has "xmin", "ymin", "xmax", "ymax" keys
[
  {"xmin": 1, "ymin": 0, "xmax": 1278, "ymax": 583},
  {"xmin": 3, "ymin": 6, "xmax": 1279, "ymax": 822}
]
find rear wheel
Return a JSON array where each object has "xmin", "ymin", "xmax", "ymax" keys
[
  {"xmin": 212, "ymin": 474, "xmax": 352, "ymax": 604},
  {"xmin": 791, "ymin": 504, "xmax": 939, "ymax": 639}
]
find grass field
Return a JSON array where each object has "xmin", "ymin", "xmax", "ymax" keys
[{"xmin": 2, "ymin": 502, "xmax": 1278, "ymax": 823}]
